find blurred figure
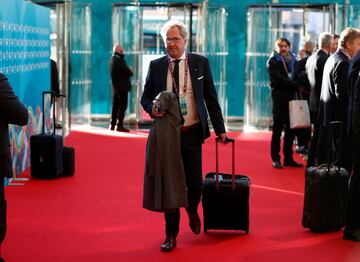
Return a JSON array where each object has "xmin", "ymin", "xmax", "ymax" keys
[
  {"xmin": 331, "ymin": 34, "xmax": 340, "ymax": 54},
  {"xmin": 50, "ymin": 59, "xmax": 60, "ymax": 96},
  {"xmin": 306, "ymin": 32, "xmax": 333, "ymax": 167},
  {"xmin": 294, "ymin": 41, "xmax": 314, "ymax": 155},
  {"xmin": 0, "ymin": 73, "xmax": 28, "ymax": 262},
  {"xmin": 267, "ymin": 37, "xmax": 304, "ymax": 169},
  {"xmin": 317, "ymin": 27, "xmax": 360, "ymax": 172},
  {"xmin": 109, "ymin": 44, "xmax": 133, "ymax": 132},
  {"xmin": 344, "ymin": 49, "xmax": 360, "ymax": 242}
]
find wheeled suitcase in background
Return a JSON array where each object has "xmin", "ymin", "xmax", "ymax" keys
[
  {"xmin": 63, "ymin": 146, "xmax": 75, "ymax": 176},
  {"xmin": 202, "ymin": 137, "xmax": 251, "ymax": 233},
  {"xmin": 31, "ymin": 91, "xmax": 63, "ymax": 179},
  {"xmin": 302, "ymin": 121, "xmax": 350, "ymax": 232}
]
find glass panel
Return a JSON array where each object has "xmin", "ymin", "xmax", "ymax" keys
[
  {"xmin": 49, "ymin": 3, "xmax": 70, "ymax": 136},
  {"xmin": 202, "ymin": 6, "xmax": 228, "ymax": 123},
  {"xmin": 70, "ymin": 3, "xmax": 92, "ymax": 124},
  {"xmin": 245, "ymin": 5, "xmax": 332, "ymax": 131},
  {"xmin": 112, "ymin": 5, "xmax": 143, "ymax": 124},
  {"xmin": 111, "ymin": 3, "xmax": 227, "ymax": 125},
  {"xmin": 335, "ymin": 4, "xmax": 360, "ymax": 33}
]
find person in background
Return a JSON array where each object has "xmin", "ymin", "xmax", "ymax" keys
[
  {"xmin": 331, "ymin": 34, "xmax": 340, "ymax": 54},
  {"xmin": 141, "ymin": 20, "xmax": 227, "ymax": 252},
  {"xmin": 305, "ymin": 32, "xmax": 333, "ymax": 167},
  {"xmin": 50, "ymin": 59, "xmax": 60, "ymax": 96},
  {"xmin": 0, "ymin": 73, "xmax": 28, "ymax": 262},
  {"xmin": 317, "ymin": 27, "xmax": 360, "ymax": 173},
  {"xmin": 267, "ymin": 37, "xmax": 304, "ymax": 169},
  {"xmin": 294, "ymin": 40, "xmax": 314, "ymax": 155},
  {"xmin": 109, "ymin": 44, "xmax": 133, "ymax": 132},
  {"xmin": 345, "ymin": 49, "xmax": 360, "ymax": 242}
]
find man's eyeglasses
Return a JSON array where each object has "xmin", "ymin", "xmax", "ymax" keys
[{"xmin": 166, "ymin": 37, "xmax": 182, "ymax": 44}]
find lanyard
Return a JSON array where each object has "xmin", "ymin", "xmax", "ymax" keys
[
  {"xmin": 168, "ymin": 55, "xmax": 189, "ymax": 96},
  {"xmin": 279, "ymin": 53, "xmax": 294, "ymax": 79}
]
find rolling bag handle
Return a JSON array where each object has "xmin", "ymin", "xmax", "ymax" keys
[
  {"xmin": 328, "ymin": 121, "xmax": 343, "ymax": 172},
  {"xmin": 42, "ymin": 91, "xmax": 56, "ymax": 135},
  {"xmin": 42, "ymin": 91, "xmax": 65, "ymax": 135},
  {"xmin": 215, "ymin": 137, "xmax": 235, "ymax": 190}
]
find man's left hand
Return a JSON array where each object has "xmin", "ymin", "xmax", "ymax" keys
[{"xmin": 217, "ymin": 133, "xmax": 229, "ymax": 144}]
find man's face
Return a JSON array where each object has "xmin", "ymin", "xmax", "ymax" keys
[
  {"xmin": 331, "ymin": 37, "xmax": 339, "ymax": 53},
  {"xmin": 276, "ymin": 41, "xmax": 290, "ymax": 57},
  {"xmin": 347, "ymin": 37, "xmax": 360, "ymax": 58},
  {"xmin": 165, "ymin": 26, "xmax": 187, "ymax": 59}
]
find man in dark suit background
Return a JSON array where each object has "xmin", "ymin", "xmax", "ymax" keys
[
  {"xmin": 141, "ymin": 20, "xmax": 227, "ymax": 252},
  {"xmin": 305, "ymin": 32, "xmax": 333, "ymax": 167},
  {"xmin": 293, "ymin": 41, "xmax": 313, "ymax": 155},
  {"xmin": 266, "ymin": 37, "xmax": 304, "ymax": 169},
  {"xmin": 0, "ymin": 73, "xmax": 28, "ymax": 261},
  {"xmin": 344, "ymin": 50, "xmax": 360, "ymax": 242},
  {"xmin": 109, "ymin": 44, "xmax": 133, "ymax": 132},
  {"xmin": 317, "ymin": 27, "xmax": 360, "ymax": 172}
]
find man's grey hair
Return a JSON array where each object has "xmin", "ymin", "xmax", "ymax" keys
[
  {"xmin": 160, "ymin": 20, "xmax": 189, "ymax": 44},
  {"xmin": 318, "ymin": 32, "xmax": 333, "ymax": 48},
  {"xmin": 339, "ymin": 27, "xmax": 360, "ymax": 49}
]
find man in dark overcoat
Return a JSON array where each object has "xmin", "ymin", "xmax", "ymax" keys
[
  {"xmin": 266, "ymin": 37, "xmax": 304, "ymax": 169},
  {"xmin": 0, "ymin": 73, "xmax": 28, "ymax": 261},
  {"xmin": 317, "ymin": 28, "xmax": 360, "ymax": 172},
  {"xmin": 305, "ymin": 32, "xmax": 333, "ymax": 167},
  {"xmin": 343, "ymin": 49, "xmax": 360, "ymax": 242},
  {"xmin": 141, "ymin": 20, "xmax": 227, "ymax": 252},
  {"xmin": 109, "ymin": 44, "xmax": 133, "ymax": 132}
]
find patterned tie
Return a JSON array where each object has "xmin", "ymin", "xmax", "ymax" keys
[
  {"xmin": 173, "ymin": 59, "xmax": 180, "ymax": 96},
  {"xmin": 172, "ymin": 59, "xmax": 184, "ymax": 125}
]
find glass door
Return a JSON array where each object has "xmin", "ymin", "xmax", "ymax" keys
[
  {"xmin": 244, "ymin": 5, "xmax": 332, "ymax": 131},
  {"xmin": 200, "ymin": 4, "xmax": 228, "ymax": 124},
  {"xmin": 69, "ymin": 2, "xmax": 92, "ymax": 125},
  {"xmin": 112, "ymin": 3, "xmax": 227, "ymax": 125}
]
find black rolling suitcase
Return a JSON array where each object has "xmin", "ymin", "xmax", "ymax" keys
[
  {"xmin": 31, "ymin": 91, "xmax": 63, "ymax": 179},
  {"xmin": 202, "ymin": 137, "xmax": 251, "ymax": 233},
  {"xmin": 302, "ymin": 121, "xmax": 350, "ymax": 232}
]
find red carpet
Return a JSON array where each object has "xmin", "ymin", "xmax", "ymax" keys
[{"xmin": 2, "ymin": 128, "xmax": 360, "ymax": 261}]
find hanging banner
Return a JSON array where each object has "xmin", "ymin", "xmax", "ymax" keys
[{"xmin": 0, "ymin": 0, "xmax": 50, "ymax": 180}]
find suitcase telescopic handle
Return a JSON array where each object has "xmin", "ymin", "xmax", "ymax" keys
[
  {"xmin": 42, "ymin": 91, "xmax": 56, "ymax": 135},
  {"xmin": 215, "ymin": 137, "xmax": 235, "ymax": 190},
  {"xmin": 328, "ymin": 121, "xmax": 343, "ymax": 172}
]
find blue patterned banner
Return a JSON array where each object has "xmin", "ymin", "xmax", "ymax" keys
[{"xmin": 1, "ymin": 0, "xmax": 50, "ymax": 181}]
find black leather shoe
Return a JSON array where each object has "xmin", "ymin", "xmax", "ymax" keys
[
  {"xmin": 272, "ymin": 161, "xmax": 283, "ymax": 169},
  {"xmin": 109, "ymin": 125, "xmax": 115, "ymax": 131},
  {"xmin": 116, "ymin": 126, "xmax": 130, "ymax": 132},
  {"xmin": 284, "ymin": 160, "xmax": 303, "ymax": 167},
  {"xmin": 160, "ymin": 236, "xmax": 177, "ymax": 252},
  {"xmin": 343, "ymin": 228, "xmax": 360, "ymax": 242},
  {"xmin": 186, "ymin": 208, "xmax": 201, "ymax": 235}
]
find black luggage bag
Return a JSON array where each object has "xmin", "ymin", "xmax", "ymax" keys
[
  {"xmin": 302, "ymin": 121, "xmax": 350, "ymax": 232},
  {"xmin": 202, "ymin": 137, "xmax": 251, "ymax": 233},
  {"xmin": 31, "ymin": 91, "xmax": 63, "ymax": 179},
  {"xmin": 63, "ymin": 146, "xmax": 75, "ymax": 176}
]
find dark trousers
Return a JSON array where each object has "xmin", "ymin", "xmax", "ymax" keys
[
  {"xmin": 164, "ymin": 125, "xmax": 203, "ymax": 237},
  {"xmin": 294, "ymin": 127, "xmax": 311, "ymax": 148},
  {"xmin": 346, "ymin": 142, "xmax": 360, "ymax": 229},
  {"xmin": 0, "ymin": 180, "xmax": 6, "ymax": 245},
  {"xmin": 271, "ymin": 116, "xmax": 295, "ymax": 162},
  {"xmin": 110, "ymin": 92, "xmax": 128, "ymax": 128}
]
